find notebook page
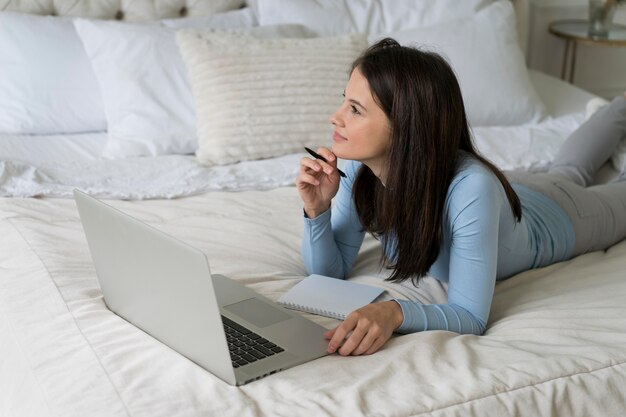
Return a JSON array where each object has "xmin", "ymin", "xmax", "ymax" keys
[{"xmin": 277, "ymin": 274, "xmax": 385, "ymax": 320}]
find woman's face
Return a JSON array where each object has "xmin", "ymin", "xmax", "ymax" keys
[{"xmin": 330, "ymin": 68, "xmax": 391, "ymax": 173}]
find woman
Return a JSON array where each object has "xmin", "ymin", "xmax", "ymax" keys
[{"xmin": 296, "ymin": 38, "xmax": 626, "ymax": 357}]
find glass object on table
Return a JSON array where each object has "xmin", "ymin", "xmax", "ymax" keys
[{"xmin": 589, "ymin": 0, "xmax": 620, "ymax": 38}]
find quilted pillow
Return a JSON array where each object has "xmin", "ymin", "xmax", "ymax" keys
[{"xmin": 176, "ymin": 30, "xmax": 367, "ymax": 166}]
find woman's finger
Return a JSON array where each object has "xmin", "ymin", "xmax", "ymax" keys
[
  {"xmin": 316, "ymin": 147, "xmax": 337, "ymax": 163},
  {"xmin": 299, "ymin": 157, "xmax": 322, "ymax": 174},
  {"xmin": 364, "ymin": 336, "xmax": 389, "ymax": 355},
  {"xmin": 337, "ymin": 322, "xmax": 368, "ymax": 356},
  {"xmin": 302, "ymin": 156, "xmax": 337, "ymax": 177},
  {"xmin": 300, "ymin": 157, "xmax": 339, "ymax": 180},
  {"xmin": 327, "ymin": 314, "xmax": 358, "ymax": 353},
  {"xmin": 324, "ymin": 327, "xmax": 337, "ymax": 340},
  {"xmin": 351, "ymin": 328, "xmax": 379, "ymax": 355},
  {"xmin": 296, "ymin": 173, "xmax": 321, "ymax": 188}
]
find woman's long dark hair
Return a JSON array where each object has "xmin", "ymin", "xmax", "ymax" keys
[{"xmin": 352, "ymin": 38, "xmax": 521, "ymax": 285}]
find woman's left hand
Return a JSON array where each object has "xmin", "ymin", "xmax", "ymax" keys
[{"xmin": 325, "ymin": 300, "xmax": 404, "ymax": 356}]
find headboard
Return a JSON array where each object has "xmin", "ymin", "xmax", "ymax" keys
[
  {"xmin": 0, "ymin": 0, "xmax": 245, "ymax": 21},
  {"xmin": 0, "ymin": 0, "xmax": 530, "ymax": 54}
]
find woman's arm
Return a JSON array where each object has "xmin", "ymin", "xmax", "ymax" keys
[
  {"xmin": 301, "ymin": 160, "xmax": 365, "ymax": 279},
  {"xmin": 325, "ymin": 169, "xmax": 503, "ymax": 356},
  {"xmin": 394, "ymin": 170, "xmax": 502, "ymax": 336}
]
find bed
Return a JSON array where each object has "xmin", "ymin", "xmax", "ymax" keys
[{"xmin": 1, "ymin": 1, "xmax": 626, "ymax": 416}]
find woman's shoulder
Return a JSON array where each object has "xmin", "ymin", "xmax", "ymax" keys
[
  {"xmin": 448, "ymin": 154, "xmax": 503, "ymax": 201},
  {"xmin": 443, "ymin": 156, "xmax": 508, "ymax": 228},
  {"xmin": 454, "ymin": 153, "xmax": 496, "ymax": 179}
]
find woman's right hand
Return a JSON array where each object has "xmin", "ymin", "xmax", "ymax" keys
[{"xmin": 296, "ymin": 147, "xmax": 341, "ymax": 218}]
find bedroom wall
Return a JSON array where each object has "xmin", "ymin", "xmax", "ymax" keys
[{"xmin": 527, "ymin": 0, "xmax": 626, "ymax": 99}]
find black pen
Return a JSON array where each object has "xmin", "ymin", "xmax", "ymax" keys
[{"xmin": 304, "ymin": 147, "xmax": 346, "ymax": 178}]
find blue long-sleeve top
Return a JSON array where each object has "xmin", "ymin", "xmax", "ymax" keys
[{"xmin": 302, "ymin": 154, "xmax": 575, "ymax": 335}]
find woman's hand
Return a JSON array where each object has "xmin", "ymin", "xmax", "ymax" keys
[
  {"xmin": 296, "ymin": 147, "xmax": 341, "ymax": 218},
  {"xmin": 325, "ymin": 301, "xmax": 404, "ymax": 356}
]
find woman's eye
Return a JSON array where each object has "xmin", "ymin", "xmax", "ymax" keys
[{"xmin": 350, "ymin": 105, "xmax": 360, "ymax": 115}]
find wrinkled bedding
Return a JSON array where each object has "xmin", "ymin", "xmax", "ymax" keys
[
  {"xmin": 1, "ymin": 191, "xmax": 625, "ymax": 417},
  {"xmin": 4, "ymin": 112, "xmax": 624, "ymax": 199}
]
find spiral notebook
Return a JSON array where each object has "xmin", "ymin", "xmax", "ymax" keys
[{"xmin": 277, "ymin": 274, "xmax": 385, "ymax": 320}]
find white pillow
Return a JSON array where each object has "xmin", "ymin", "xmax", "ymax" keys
[
  {"xmin": 0, "ymin": 12, "xmax": 106, "ymax": 134},
  {"xmin": 176, "ymin": 30, "xmax": 367, "ymax": 166},
  {"xmin": 252, "ymin": 0, "xmax": 493, "ymax": 36},
  {"xmin": 370, "ymin": 1, "xmax": 546, "ymax": 126},
  {"xmin": 72, "ymin": 9, "xmax": 257, "ymax": 158},
  {"xmin": 74, "ymin": 11, "xmax": 316, "ymax": 159}
]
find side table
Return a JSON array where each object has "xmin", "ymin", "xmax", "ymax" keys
[{"xmin": 548, "ymin": 19, "xmax": 626, "ymax": 83}]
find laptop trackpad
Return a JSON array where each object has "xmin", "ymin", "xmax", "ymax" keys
[{"xmin": 223, "ymin": 298, "xmax": 292, "ymax": 328}]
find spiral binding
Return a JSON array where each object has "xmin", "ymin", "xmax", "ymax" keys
[{"xmin": 280, "ymin": 302, "xmax": 345, "ymax": 320}]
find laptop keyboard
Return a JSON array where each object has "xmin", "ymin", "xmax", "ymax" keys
[{"xmin": 221, "ymin": 315, "xmax": 285, "ymax": 368}]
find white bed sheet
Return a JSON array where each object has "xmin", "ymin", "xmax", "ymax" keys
[{"xmin": 1, "ymin": 192, "xmax": 625, "ymax": 417}]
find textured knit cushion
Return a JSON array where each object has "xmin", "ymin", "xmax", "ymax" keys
[{"xmin": 176, "ymin": 30, "xmax": 367, "ymax": 166}]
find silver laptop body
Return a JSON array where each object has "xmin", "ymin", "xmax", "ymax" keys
[{"xmin": 74, "ymin": 190, "xmax": 328, "ymax": 386}]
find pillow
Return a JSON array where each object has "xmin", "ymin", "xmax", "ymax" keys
[
  {"xmin": 74, "ymin": 11, "xmax": 316, "ymax": 158},
  {"xmin": 0, "ymin": 12, "xmax": 106, "ymax": 134},
  {"xmin": 252, "ymin": 0, "xmax": 493, "ymax": 36},
  {"xmin": 369, "ymin": 1, "xmax": 546, "ymax": 126},
  {"xmin": 176, "ymin": 30, "xmax": 367, "ymax": 166}
]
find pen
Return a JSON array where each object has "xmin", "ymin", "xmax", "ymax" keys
[{"xmin": 304, "ymin": 147, "xmax": 346, "ymax": 178}]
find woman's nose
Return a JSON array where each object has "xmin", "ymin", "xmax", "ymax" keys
[{"xmin": 329, "ymin": 108, "xmax": 343, "ymax": 127}]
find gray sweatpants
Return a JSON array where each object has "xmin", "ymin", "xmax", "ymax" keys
[{"xmin": 505, "ymin": 96, "xmax": 626, "ymax": 257}]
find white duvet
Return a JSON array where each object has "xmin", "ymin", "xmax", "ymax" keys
[{"xmin": 1, "ymin": 190, "xmax": 626, "ymax": 416}]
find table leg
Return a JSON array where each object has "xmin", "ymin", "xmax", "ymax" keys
[
  {"xmin": 561, "ymin": 39, "xmax": 570, "ymax": 80},
  {"xmin": 569, "ymin": 42, "xmax": 577, "ymax": 84}
]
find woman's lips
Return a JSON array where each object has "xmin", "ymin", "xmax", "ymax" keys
[{"xmin": 333, "ymin": 131, "xmax": 347, "ymax": 142}]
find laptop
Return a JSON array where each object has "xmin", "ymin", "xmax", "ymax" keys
[{"xmin": 73, "ymin": 190, "xmax": 329, "ymax": 386}]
